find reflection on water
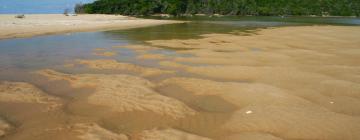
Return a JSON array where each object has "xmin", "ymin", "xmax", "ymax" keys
[
  {"xmin": 148, "ymin": 15, "xmax": 360, "ymax": 25},
  {"xmin": 106, "ymin": 20, "xmax": 292, "ymax": 41},
  {"xmin": 106, "ymin": 16, "xmax": 360, "ymax": 41},
  {"xmin": 0, "ymin": 18, "xmax": 295, "ymax": 73}
]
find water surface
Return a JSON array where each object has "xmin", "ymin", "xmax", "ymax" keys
[{"xmin": 1, "ymin": 16, "xmax": 359, "ymax": 78}]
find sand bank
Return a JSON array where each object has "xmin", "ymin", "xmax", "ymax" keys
[
  {"xmin": 34, "ymin": 123, "xmax": 128, "ymax": 140},
  {"xmin": 73, "ymin": 123, "xmax": 128, "ymax": 140},
  {"xmin": 159, "ymin": 77, "xmax": 360, "ymax": 139},
  {"xmin": 76, "ymin": 59, "xmax": 175, "ymax": 77},
  {"xmin": 0, "ymin": 14, "xmax": 184, "ymax": 39},
  {"xmin": 138, "ymin": 128, "xmax": 211, "ymax": 140},
  {"xmin": 93, "ymin": 48, "xmax": 117, "ymax": 57},
  {"xmin": 0, "ymin": 81, "xmax": 61, "ymax": 111},
  {"xmin": 1, "ymin": 25, "xmax": 360, "ymax": 140},
  {"xmin": 36, "ymin": 69, "xmax": 195, "ymax": 119},
  {"xmin": 145, "ymin": 26, "xmax": 360, "ymax": 139},
  {"xmin": 0, "ymin": 118, "xmax": 11, "ymax": 137}
]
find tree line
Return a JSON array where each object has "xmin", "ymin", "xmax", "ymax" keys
[{"xmin": 76, "ymin": 0, "xmax": 360, "ymax": 16}]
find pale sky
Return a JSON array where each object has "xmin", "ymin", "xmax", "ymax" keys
[{"xmin": 0, "ymin": 0, "xmax": 95, "ymax": 14}]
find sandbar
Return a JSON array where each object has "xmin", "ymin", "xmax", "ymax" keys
[{"xmin": 0, "ymin": 14, "xmax": 184, "ymax": 39}]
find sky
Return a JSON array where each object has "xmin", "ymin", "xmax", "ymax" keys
[{"xmin": 0, "ymin": 0, "xmax": 95, "ymax": 14}]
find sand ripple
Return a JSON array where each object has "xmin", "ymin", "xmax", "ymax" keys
[
  {"xmin": 160, "ymin": 77, "xmax": 360, "ymax": 139},
  {"xmin": 74, "ymin": 123, "xmax": 128, "ymax": 140},
  {"xmin": 0, "ymin": 118, "xmax": 11, "ymax": 137},
  {"xmin": 36, "ymin": 69, "xmax": 195, "ymax": 119},
  {"xmin": 225, "ymin": 132, "xmax": 283, "ymax": 140},
  {"xmin": 77, "ymin": 59, "xmax": 174, "ymax": 77},
  {"xmin": 138, "ymin": 128, "xmax": 211, "ymax": 140},
  {"xmin": 0, "ymin": 81, "xmax": 61, "ymax": 110}
]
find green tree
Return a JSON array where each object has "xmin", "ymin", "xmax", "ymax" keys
[{"xmin": 82, "ymin": 0, "xmax": 360, "ymax": 16}]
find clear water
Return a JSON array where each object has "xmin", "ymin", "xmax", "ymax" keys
[{"xmin": 0, "ymin": 32, "xmax": 129, "ymax": 71}]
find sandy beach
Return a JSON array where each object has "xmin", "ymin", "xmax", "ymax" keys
[
  {"xmin": 0, "ymin": 14, "xmax": 184, "ymax": 39},
  {"xmin": 62, "ymin": 25, "xmax": 360, "ymax": 140},
  {"xmin": 0, "ymin": 15, "xmax": 360, "ymax": 139}
]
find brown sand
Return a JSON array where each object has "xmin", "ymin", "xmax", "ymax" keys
[
  {"xmin": 225, "ymin": 132, "xmax": 283, "ymax": 140},
  {"xmin": 36, "ymin": 69, "xmax": 195, "ymax": 119},
  {"xmin": 37, "ymin": 123, "xmax": 128, "ymax": 140},
  {"xmin": 76, "ymin": 59, "xmax": 175, "ymax": 77},
  {"xmin": 92, "ymin": 48, "xmax": 117, "ymax": 57},
  {"xmin": 1, "ymin": 25, "xmax": 360, "ymax": 140},
  {"xmin": 159, "ymin": 77, "xmax": 360, "ymax": 139},
  {"xmin": 137, "ymin": 54, "xmax": 167, "ymax": 60},
  {"xmin": 137, "ymin": 128, "xmax": 211, "ymax": 140},
  {"xmin": 0, "ymin": 81, "xmax": 61, "ymax": 111},
  {"xmin": 93, "ymin": 51, "xmax": 117, "ymax": 57},
  {"xmin": 152, "ymin": 26, "xmax": 360, "ymax": 139},
  {"xmin": 73, "ymin": 123, "xmax": 128, "ymax": 140},
  {"xmin": 0, "ymin": 118, "xmax": 11, "ymax": 137},
  {"xmin": 0, "ymin": 14, "xmax": 184, "ymax": 39}
]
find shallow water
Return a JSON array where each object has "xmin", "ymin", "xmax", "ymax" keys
[{"xmin": 0, "ymin": 17, "xmax": 359, "ymax": 140}]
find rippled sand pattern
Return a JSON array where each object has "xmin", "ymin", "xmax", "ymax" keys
[
  {"xmin": 36, "ymin": 69, "xmax": 195, "ymax": 119},
  {"xmin": 74, "ymin": 123, "xmax": 128, "ymax": 140},
  {"xmin": 1, "ymin": 26, "xmax": 360, "ymax": 140},
  {"xmin": 137, "ymin": 128, "xmax": 211, "ymax": 140},
  {"xmin": 77, "ymin": 59, "xmax": 175, "ymax": 77},
  {"xmin": 0, "ymin": 81, "xmax": 61, "ymax": 111},
  {"xmin": 0, "ymin": 118, "xmax": 11, "ymax": 137}
]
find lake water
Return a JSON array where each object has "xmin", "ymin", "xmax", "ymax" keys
[{"xmin": 0, "ymin": 17, "xmax": 359, "ymax": 140}]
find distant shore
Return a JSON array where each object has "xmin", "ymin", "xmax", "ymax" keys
[{"xmin": 0, "ymin": 14, "xmax": 185, "ymax": 40}]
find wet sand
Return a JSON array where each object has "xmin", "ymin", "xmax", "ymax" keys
[
  {"xmin": 0, "ymin": 118, "xmax": 11, "ymax": 137},
  {"xmin": 0, "ymin": 25, "xmax": 360, "ymax": 140},
  {"xmin": 0, "ymin": 14, "xmax": 184, "ymax": 40}
]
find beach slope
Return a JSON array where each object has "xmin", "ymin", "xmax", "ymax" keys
[{"xmin": 0, "ymin": 14, "xmax": 183, "ymax": 39}]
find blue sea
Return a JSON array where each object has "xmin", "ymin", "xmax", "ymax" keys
[{"xmin": 0, "ymin": 0, "xmax": 94, "ymax": 14}]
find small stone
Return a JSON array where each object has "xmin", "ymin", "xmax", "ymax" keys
[{"xmin": 245, "ymin": 110, "xmax": 253, "ymax": 114}]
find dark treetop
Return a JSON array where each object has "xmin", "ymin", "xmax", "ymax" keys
[{"xmin": 78, "ymin": 0, "xmax": 360, "ymax": 16}]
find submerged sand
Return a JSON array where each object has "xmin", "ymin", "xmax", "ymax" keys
[
  {"xmin": 36, "ymin": 69, "xmax": 195, "ymax": 119},
  {"xmin": 76, "ymin": 59, "xmax": 175, "ymax": 77},
  {"xmin": 0, "ymin": 25, "xmax": 360, "ymax": 140},
  {"xmin": 73, "ymin": 123, "xmax": 128, "ymax": 140},
  {"xmin": 137, "ymin": 128, "xmax": 211, "ymax": 140},
  {"xmin": 0, "ymin": 81, "xmax": 61, "ymax": 111},
  {"xmin": 152, "ymin": 26, "xmax": 360, "ymax": 140},
  {"xmin": 0, "ymin": 118, "xmax": 11, "ymax": 137},
  {"xmin": 0, "ymin": 14, "xmax": 184, "ymax": 39}
]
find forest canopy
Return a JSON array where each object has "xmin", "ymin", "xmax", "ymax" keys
[{"xmin": 78, "ymin": 0, "xmax": 360, "ymax": 16}]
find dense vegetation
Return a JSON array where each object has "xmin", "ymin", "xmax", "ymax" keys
[{"xmin": 77, "ymin": 0, "xmax": 360, "ymax": 16}]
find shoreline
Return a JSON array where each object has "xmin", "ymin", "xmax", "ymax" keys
[
  {"xmin": 0, "ymin": 14, "xmax": 186, "ymax": 40},
  {"xmin": 151, "ymin": 13, "xmax": 359, "ymax": 18}
]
